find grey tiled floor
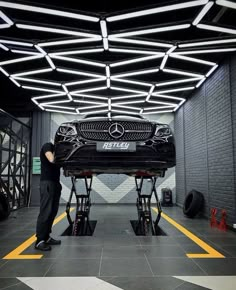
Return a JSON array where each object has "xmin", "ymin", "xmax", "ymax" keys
[{"xmin": 1, "ymin": 205, "xmax": 236, "ymax": 289}]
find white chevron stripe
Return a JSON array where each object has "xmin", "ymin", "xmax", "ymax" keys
[
  {"xmin": 92, "ymin": 176, "xmax": 135, "ymax": 203},
  {"xmin": 17, "ymin": 277, "xmax": 124, "ymax": 290}
]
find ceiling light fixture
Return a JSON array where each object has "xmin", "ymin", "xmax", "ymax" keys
[
  {"xmin": 142, "ymin": 110, "xmax": 173, "ymax": 114},
  {"xmin": 22, "ymin": 86, "xmax": 63, "ymax": 94},
  {"xmin": 206, "ymin": 64, "xmax": 218, "ymax": 77},
  {"xmin": 11, "ymin": 49, "xmax": 40, "ymax": 55},
  {"xmin": 57, "ymin": 68, "xmax": 104, "ymax": 78},
  {"xmin": 173, "ymin": 99, "xmax": 186, "ymax": 111},
  {"xmin": 44, "ymin": 108, "xmax": 77, "ymax": 114},
  {"xmin": 163, "ymin": 68, "xmax": 204, "ymax": 78},
  {"xmin": 111, "ymin": 86, "xmax": 146, "ymax": 94},
  {"xmin": 51, "ymin": 55, "xmax": 106, "ymax": 67},
  {"xmin": 107, "ymin": 78, "xmax": 111, "ymax": 88},
  {"xmin": 145, "ymin": 85, "xmax": 155, "ymax": 101},
  {"xmin": 45, "ymin": 55, "xmax": 56, "ymax": 69},
  {"xmin": 112, "ymin": 68, "xmax": 159, "ymax": 78},
  {"xmin": 109, "ymin": 48, "xmax": 163, "ymax": 55},
  {"xmin": 112, "ymin": 93, "xmax": 147, "ymax": 100},
  {"xmin": 175, "ymin": 48, "xmax": 236, "ymax": 54},
  {"xmin": 0, "ymin": 1, "xmax": 99, "ymax": 22},
  {"xmin": 103, "ymin": 38, "xmax": 109, "ymax": 50},
  {"xmin": 179, "ymin": 38, "xmax": 236, "ymax": 47},
  {"xmin": 41, "ymin": 100, "xmax": 71, "ymax": 105},
  {"xmin": 170, "ymin": 53, "xmax": 216, "ymax": 66},
  {"xmin": 145, "ymin": 105, "xmax": 176, "ymax": 110},
  {"xmin": 155, "ymin": 87, "xmax": 195, "ymax": 94},
  {"xmin": 16, "ymin": 23, "xmax": 100, "ymax": 38},
  {"xmin": 12, "ymin": 68, "xmax": 53, "ymax": 77},
  {"xmin": 66, "ymin": 78, "xmax": 105, "ymax": 86},
  {"xmin": 108, "ymin": 37, "xmax": 172, "ymax": 48},
  {"xmin": 196, "ymin": 78, "xmax": 206, "ymax": 88},
  {"xmin": 216, "ymin": 0, "xmax": 236, "ymax": 10},
  {"xmin": 0, "ymin": 39, "xmax": 33, "ymax": 47},
  {"xmin": 106, "ymin": 65, "xmax": 110, "ymax": 78},
  {"xmin": 197, "ymin": 24, "xmax": 236, "ymax": 35},
  {"xmin": 78, "ymin": 109, "xmax": 107, "ymax": 114},
  {"xmin": 147, "ymin": 100, "xmax": 176, "ymax": 106},
  {"xmin": 156, "ymin": 77, "xmax": 202, "ymax": 87},
  {"xmin": 113, "ymin": 104, "xmax": 141, "ymax": 111},
  {"xmin": 13, "ymin": 77, "xmax": 61, "ymax": 86},
  {"xmin": 32, "ymin": 93, "xmax": 66, "ymax": 101},
  {"xmin": 0, "ymin": 10, "xmax": 13, "ymax": 26},
  {"xmin": 0, "ymin": 66, "xmax": 9, "ymax": 76},
  {"xmin": 0, "ymin": 43, "xmax": 9, "ymax": 51},
  {"xmin": 39, "ymin": 37, "xmax": 101, "ymax": 47},
  {"xmin": 110, "ymin": 54, "xmax": 164, "ymax": 67},
  {"xmin": 72, "ymin": 86, "xmax": 107, "ymax": 94},
  {"xmin": 107, "ymin": 0, "xmax": 208, "ymax": 21},
  {"xmin": 71, "ymin": 93, "xmax": 107, "ymax": 100},
  {"xmin": 160, "ymin": 55, "xmax": 168, "ymax": 70},
  {"xmin": 114, "ymin": 100, "xmax": 144, "ymax": 105},
  {"xmin": 152, "ymin": 93, "xmax": 185, "ymax": 101},
  {"xmin": 112, "ymin": 78, "xmax": 152, "ymax": 87},
  {"xmin": 43, "ymin": 104, "xmax": 75, "ymax": 110},
  {"xmin": 0, "ymin": 55, "xmax": 43, "ymax": 66},
  {"xmin": 100, "ymin": 20, "xmax": 108, "ymax": 37},
  {"xmin": 112, "ymin": 109, "xmax": 141, "ymax": 115},
  {"xmin": 110, "ymin": 24, "xmax": 191, "ymax": 38},
  {"xmin": 192, "ymin": 2, "xmax": 214, "ymax": 26},
  {"xmin": 9, "ymin": 77, "xmax": 21, "ymax": 87},
  {"xmin": 49, "ymin": 48, "xmax": 103, "ymax": 56}
]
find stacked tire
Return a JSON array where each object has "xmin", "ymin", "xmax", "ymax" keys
[
  {"xmin": 0, "ymin": 191, "xmax": 10, "ymax": 220},
  {"xmin": 183, "ymin": 190, "xmax": 204, "ymax": 218}
]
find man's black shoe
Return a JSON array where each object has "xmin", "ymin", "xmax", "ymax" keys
[
  {"xmin": 46, "ymin": 237, "xmax": 61, "ymax": 245},
  {"xmin": 35, "ymin": 241, "xmax": 51, "ymax": 251}
]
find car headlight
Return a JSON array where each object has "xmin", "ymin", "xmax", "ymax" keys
[
  {"xmin": 57, "ymin": 124, "xmax": 77, "ymax": 136},
  {"xmin": 155, "ymin": 126, "xmax": 171, "ymax": 137}
]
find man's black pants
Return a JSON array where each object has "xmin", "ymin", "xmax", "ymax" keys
[{"xmin": 36, "ymin": 180, "xmax": 62, "ymax": 242}]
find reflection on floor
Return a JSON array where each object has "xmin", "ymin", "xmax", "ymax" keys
[{"xmin": 1, "ymin": 205, "xmax": 236, "ymax": 289}]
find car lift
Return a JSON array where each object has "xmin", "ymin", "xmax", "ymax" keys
[
  {"xmin": 66, "ymin": 173, "xmax": 162, "ymax": 236},
  {"xmin": 135, "ymin": 176, "xmax": 162, "ymax": 235},
  {"xmin": 66, "ymin": 175, "xmax": 93, "ymax": 236}
]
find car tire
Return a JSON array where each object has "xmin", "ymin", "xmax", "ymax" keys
[
  {"xmin": 183, "ymin": 190, "xmax": 204, "ymax": 218},
  {"xmin": 0, "ymin": 192, "xmax": 10, "ymax": 220}
]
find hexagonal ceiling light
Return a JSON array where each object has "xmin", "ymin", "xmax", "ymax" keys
[{"xmin": 0, "ymin": 0, "xmax": 236, "ymax": 115}]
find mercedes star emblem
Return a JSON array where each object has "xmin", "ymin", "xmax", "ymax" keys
[{"xmin": 108, "ymin": 123, "xmax": 125, "ymax": 139}]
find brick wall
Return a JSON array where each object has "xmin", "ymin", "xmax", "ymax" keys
[{"xmin": 175, "ymin": 55, "xmax": 236, "ymax": 225}]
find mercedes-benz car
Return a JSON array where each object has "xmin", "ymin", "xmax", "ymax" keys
[{"xmin": 54, "ymin": 113, "xmax": 176, "ymax": 177}]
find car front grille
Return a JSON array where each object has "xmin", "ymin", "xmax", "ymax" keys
[{"xmin": 78, "ymin": 121, "xmax": 153, "ymax": 141}]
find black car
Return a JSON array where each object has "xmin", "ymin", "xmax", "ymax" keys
[{"xmin": 54, "ymin": 113, "xmax": 176, "ymax": 177}]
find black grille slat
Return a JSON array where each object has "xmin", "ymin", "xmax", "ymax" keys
[{"xmin": 78, "ymin": 121, "xmax": 153, "ymax": 141}]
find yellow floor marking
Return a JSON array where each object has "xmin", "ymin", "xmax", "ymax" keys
[
  {"xmin": 3, "ymin": 208, "xmax": 74, "ymax": 260},
  {"xmin": 152, "ymin": 208, "xmax": 224, "ymax": 258}
]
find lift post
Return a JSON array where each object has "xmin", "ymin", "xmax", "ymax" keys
[
  {"xmin": 66, "ymin": 175, "xmax": 93, "ymax": 236},
  {"xmin": 135, "ymin": 176, "xmax": 162, "ymax": 235}
]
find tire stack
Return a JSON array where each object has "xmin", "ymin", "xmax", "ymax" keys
[{"xmin": 183, "ymin": 190, "xmax": 204, "ymax": 218}]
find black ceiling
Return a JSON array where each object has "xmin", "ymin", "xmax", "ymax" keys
[{"xmin": 0, "ymin": 0, "xmax": 236, "ymax": 116}]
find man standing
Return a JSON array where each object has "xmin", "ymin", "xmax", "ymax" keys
[{"xmin": 35, "ymin": 142, "xmax": 62, "ymax": 251}]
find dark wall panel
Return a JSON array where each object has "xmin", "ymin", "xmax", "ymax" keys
[
  {"xmin": 175, "ymin": 55, "xmax": 236, "ymax": 225},
  {"xmin": 174, "ymin": 106, "xmax": 185, "ymax": 205}
]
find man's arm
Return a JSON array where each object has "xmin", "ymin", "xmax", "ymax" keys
[{"xmin": 45, "ymin": 151, "xmax": 54, "ymax": 163}]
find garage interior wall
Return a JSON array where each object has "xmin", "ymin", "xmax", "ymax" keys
[
  {"xmin": 175, "ymin": 54, "xmax": 236, "ymax": 226},
  {"xmin": 29, "ymin": 112, "xmax": 175, "ymax": 205}
]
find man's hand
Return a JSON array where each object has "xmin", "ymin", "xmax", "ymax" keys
[{"xmin": 45, "ymin": 151, "xmax": 54, "ymax": 163}]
